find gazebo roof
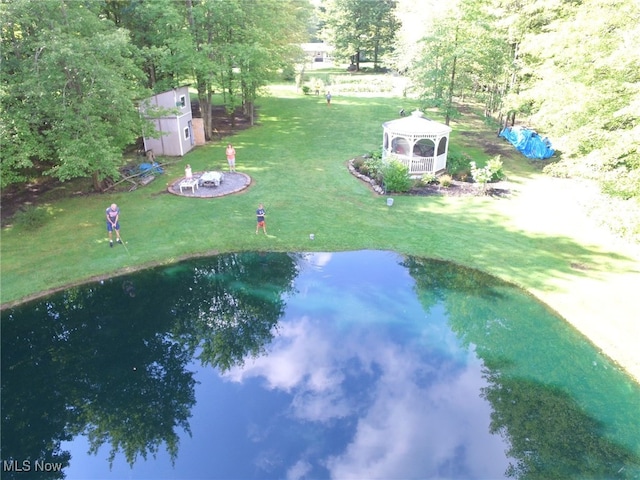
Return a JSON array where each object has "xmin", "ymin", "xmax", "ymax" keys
[{"xmin": 383, "ymin": 109, "xmax": 452, "ymax": 136}]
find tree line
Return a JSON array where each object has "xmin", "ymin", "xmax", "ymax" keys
[{"xmin": 0, "ymin": 0, "xmax": 311, "ymax": 190}]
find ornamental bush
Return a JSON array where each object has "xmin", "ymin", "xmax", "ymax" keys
[
  {"xmin": 382, "ymin": 159, "xmax": 412, "ymax": 193},
  {"xmin": 487, "ymin": 156, "xmax": 505, "ymax": 181},
  {"xmin": 470, "ymin": 156, "xmax": 503, "ymax": 194},
  {"xmin": 446, "ymin": 151, "xmax": 473, "ymax": 176},
  {"xmin": 363, "ymin": 155, "xmax": 384, "ymax": 179},
  {"xmin": 438, "ymin": 174, "xmax": 453, "ymax": 187},
  {"xmin": 352, "ymin": 157, "xmax": 365, "ymax": 171},
  {"xmin": 368, "ymin": 148, "xmax": 383, "ymax": 161},
  {"xmin": 420, "ymin": 173, "xmax": 438, "ymax": 185}
]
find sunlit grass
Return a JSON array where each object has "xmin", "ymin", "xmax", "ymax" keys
[
  {"xmin": 0, "ymin": 91, "xmax": 629, "ymax": 301},
  {"xmin": 2, "ymin": 84, "xmax": 639, "ymax": 381}
]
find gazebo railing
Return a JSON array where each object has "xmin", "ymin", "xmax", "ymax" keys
[
  {"xmin": 410, "ymin": 156, "xmax": 435, "ymax": 174},
  {"xmin": 392, "ymin": 154, "xmax": 435, "ymax": 174}
]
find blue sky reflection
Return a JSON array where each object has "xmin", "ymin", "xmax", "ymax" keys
[
  {"xmin": 62, "ymin": 251, "xmax": 511, "ymax": 479},
  {"xmin": 221, "ymin": 252, "xmax": 510, "ymax": 479}
]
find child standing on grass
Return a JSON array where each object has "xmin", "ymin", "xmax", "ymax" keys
[
  {"xmin": 256, "ymin": 204, "xmax": 267, "ymax": 235},
  {"xmin": 226, "ymin": 143, "xmax": 236, "ymax": 172}
]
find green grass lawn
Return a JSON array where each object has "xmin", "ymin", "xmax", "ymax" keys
[{"xmin": 2, "ymin": 82, "xmax": 639, "ymax": 382}]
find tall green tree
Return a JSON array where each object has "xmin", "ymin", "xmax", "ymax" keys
[
  {"xmin": 322, "ymin": 0, "xmax": 399, "ymax": 71},
  {"xmin": 0, "ymin": 0, "xmax": 150, "ymax": 190},
  {"xmin": 391, "ymin": 0, "xmax": 443, "ymax": 74},
  {"xmin": 100, "ymin": 0, "xmax": 194, "ymax": 92},
  {"xmin": 185, "ymin": 0, "xmax": 309, "ymax": 133},
  {"xmin": 409, "ymin": 0, "xmax": 511, "ymax": 124},
  {"xmin": 509, "ymin": 0, "xmax": 640, "ymax": 200},
  {"xmin": 236, "ymin": 0, "xmax": 311, "ymax": 124}
]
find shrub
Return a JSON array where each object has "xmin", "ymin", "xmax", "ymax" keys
[
  {"xmin": 301, "ymin": 85, "xmax": 310, "ymax": 95},
  {"xmin": 412, "ymin": 177, "xmax": 425, "ymax": 188},
  {"xmin": 363, "ymin": 156, "xmax": 384, "ymax": 179},
  {"xmin": 487, "ymin": 156, "xmax": 505, "ymax": 182},
  {"xmin": 420, "ymin": 173, "xmax": 438, "ymax": 185},
  {"xmin": 457, "ymin": 172, "xmax": 471, "ymax": 182},
  {"xmin": 352, "ymin": 157, "xmax": 365, "ymax": 171},
  {"xmin": 446, "ymin": 151, "xmax": 473, "ymax": 175},
  {"xmin": 12, "ymin": 205, "xmax": 48, "ymax": 229},
  {"xmin": 369, "ymin": 148, "xmax": 383, "ymax": 161},
  {"xmin": 383, "ymin": 160, "xmax": 412, "ymax": 193},
  {"xmin": 438, "ymin": 174, "xmax": 453, "ymax": 187},
  {"xmin": 470, "ymin": 156, "xmax": 503, "ymax": 194}
]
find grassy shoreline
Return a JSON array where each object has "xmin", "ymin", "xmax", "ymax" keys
[{"xmin": 2, "ymin": 85, "xmax": 639, "ymax": 383}]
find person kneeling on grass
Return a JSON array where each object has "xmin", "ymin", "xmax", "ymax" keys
[
  {"xmin": 106, "ymin": 203, "xmax": 122, "ymax": 247},
  {"xmin": 256, "ymin": 204, "xmax": 267, "ymax": 235}
]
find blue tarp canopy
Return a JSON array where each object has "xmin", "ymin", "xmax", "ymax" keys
[{"xmin": 499, "ymin": 126, "xmax": 555, "ymax": 160}]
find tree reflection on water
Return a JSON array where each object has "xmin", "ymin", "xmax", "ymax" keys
[
  {"xmin": 402, "ymin": 256, "xmax": 640, "ymax": 479},
  {"xmin": 1, "ymin": 252, "xmax": 639, "ymax": 479},
  {"xmin": 1, "ymin": 252, "xmax": 299, "ymax": 479}
]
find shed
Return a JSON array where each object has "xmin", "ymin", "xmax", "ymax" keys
[
  {"xmin": 140, "ymin": 86, "xmax": 200, "ymax": 157},
  {"xmin": 382, "ymin": 110, "xmax": 452, "ymax": 175}
]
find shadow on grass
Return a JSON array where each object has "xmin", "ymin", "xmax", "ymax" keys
[
  {"xmin": 2, "ymin": 93, "xmax": 638, "ymax": 317},
  {"xmin": 381, "ymin": 196, "xmax": 637, "ymax": 294}
]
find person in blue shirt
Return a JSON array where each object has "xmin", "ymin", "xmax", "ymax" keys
[
  {"xmin": 256, "ymin": 204, "xmax": 267, "ymax": 235},
  {"xmin": 106, "ymin": 203, "xmax": 122, "ymax": 247}
]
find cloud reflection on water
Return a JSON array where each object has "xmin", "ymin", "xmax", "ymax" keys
[
  {"xmin": 225, "ymin": 251, "xmax": 510, "ymax": 479},
  {"xmin": 7, "ymin": 250, "xmax": 638, "ymax": 479}
]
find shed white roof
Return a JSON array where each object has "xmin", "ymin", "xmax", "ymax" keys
[{"xmin": 383, "ymin": 110, "xmax": 452, "ymax": 136}]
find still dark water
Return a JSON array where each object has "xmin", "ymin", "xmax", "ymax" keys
[{"xmin": 1, "ymin": 251, "xmax": 639, "ymax": 480}]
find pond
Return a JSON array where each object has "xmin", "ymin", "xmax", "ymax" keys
[{"xmin": 1, "ymin": 251, "xmax": 639, "ymax": 479}]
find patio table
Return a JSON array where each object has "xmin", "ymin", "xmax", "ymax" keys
[
  {"xmin": 199, "ymin": 171, "xmax": 224, "ymax": 187},
  {"xmin": 179, "ymin": 178, "xmax": 199, "ymax": 193}
]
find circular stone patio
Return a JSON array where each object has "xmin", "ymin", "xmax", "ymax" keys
[{"xmin": 168, "ymin": 171, "xmax": 252, "ymax": 198}]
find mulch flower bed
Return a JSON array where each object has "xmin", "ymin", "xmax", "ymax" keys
[{"xmin": 347, "ymin": 157, "xmax": 511, "ymax": 198}]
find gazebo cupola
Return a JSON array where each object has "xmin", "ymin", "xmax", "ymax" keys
[{"xmin": 382, "ymin": 110, "xmax": 452, "ymax": 175}]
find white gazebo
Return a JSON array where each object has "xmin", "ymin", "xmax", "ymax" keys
[{"xmin": 382, "ymin": 110, "xmax": 452, "ymax": 175}]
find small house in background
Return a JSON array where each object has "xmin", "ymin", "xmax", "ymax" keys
[
  {"xmin": 140, "ymin": 86, "xmax": 205, "ymax": 157},
  {"xmin": 301, "ymin": 42, "xmax": 334, "ymax": 67}
]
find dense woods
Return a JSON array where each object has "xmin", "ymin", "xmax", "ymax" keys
[
  {"xmin": 389, "ymin": 0, "xmax": 640, "ymax": 212},
  {"xmin": 1, "ymin": 0, "xmax": 638, "ymax": 235},
  {"xmin": 0, "ymin": 0, "xmax": 311, "ymax": 189}
]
